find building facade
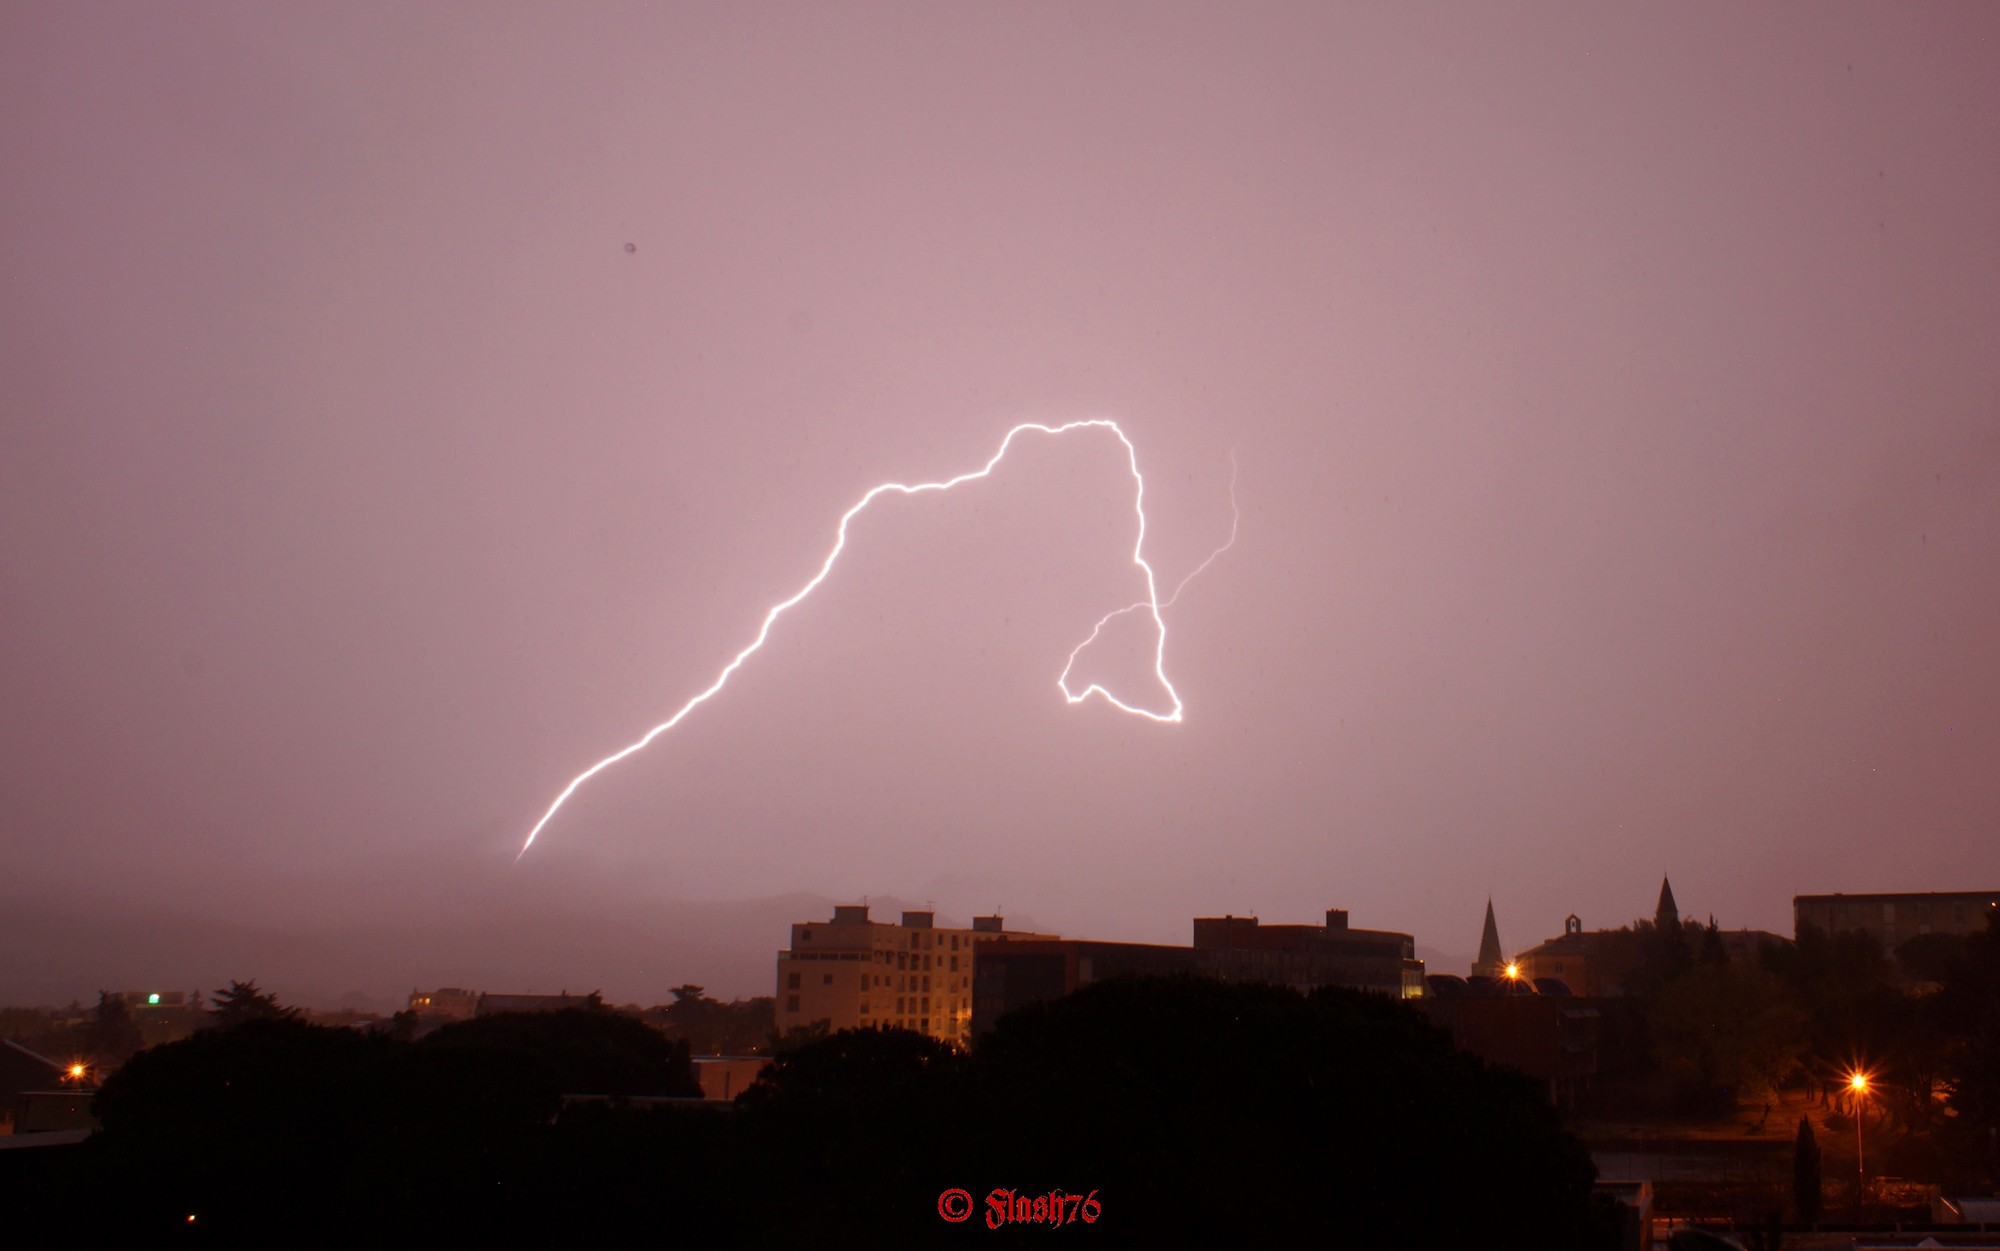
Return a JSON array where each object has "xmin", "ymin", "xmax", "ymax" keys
[
  {"xmin": 1191, "ymin": 910, "xmax": 1425, "ymax": 999},
  {"xmin": 775, "ymin": 905, "xmax": 1055, "ymax": 1049},
  {"xmin": 969, "ymin": 909, "xmax": 1425, "ymax": 1037},
  {"xmin": 407, "ymin": 987, "xmax": 479, "ymax": 1023},
  {"xmin": 1795, "ymin": 890, "xmax": 2000, "ymax": 954},
  {"xmin": 970, "ymin": 938, "xmax": 1198, "ymax": 1037}
]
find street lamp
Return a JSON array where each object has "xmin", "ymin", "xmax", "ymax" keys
[{"xmin": 1848, "ymin": 1071, "xmax": 1871, "ymax": 1208}]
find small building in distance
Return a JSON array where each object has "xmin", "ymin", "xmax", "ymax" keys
[
  {"xmin": 1794, "ymin": 890, "xmax": 2000, "ymax": 955},
  {"xmin": 1515, "ymin": 878, "xmax": 1792, "ymax": 997},
  {"xmin": 1516, "ymin": 915, "xmax": 1643, "ymax": 998},
  {"xmin": 407, "ymin": 987, "xmax": 479, "ymax": 1024},
  {"xmin": 1, "ymin": 1040, "xmax": 71, "ymax": 1136},
  {"xmin": 775, "ymin": 906, "xmax": 1056, "ymax": 1049},
  {"xmin": 108, "ymin": 990, "xmax": 203, "ymax": 1048}
]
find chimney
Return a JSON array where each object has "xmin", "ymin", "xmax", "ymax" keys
[{"xmin": 1325, "ymin": 909, "xmax": 1349, "ymax": 931}]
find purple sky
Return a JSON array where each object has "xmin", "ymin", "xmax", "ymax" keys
[{"xmin": 4, "ymin": 3, "xmax": 1996, "ymax": 1007}]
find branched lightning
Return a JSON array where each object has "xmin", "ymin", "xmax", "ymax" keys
[
  {"xmin": 1058, "ymin": 451, "xmax": 1238, "ymax": 715},
  {"xmin": 519, "ymin": 420, "xmax": 1237, "ymax": 857}
]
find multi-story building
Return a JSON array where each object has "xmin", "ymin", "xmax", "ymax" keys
[
  {"xmin": 970, "ymin": 908, "xmax": 1425, "ymax": 1037},
  {"xmin": 775, "ymin": 905, "xmax": 1055, "ymax": 1049},
  {"xmin": 970, "ymin": 938, "xmax": 1197, "ymax": 1036},
  {"xmin": 1192, "ymin": 910, "xmax": 1425, "ymax": 999},
  {"xmin": 1794, "ymin": 890, "xmax": 2000, "ymax": 954}
]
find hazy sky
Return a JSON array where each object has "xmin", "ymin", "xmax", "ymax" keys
[{"xmin": 4, "ymin": 3, "xmax": 1996, "ymax": 1005}]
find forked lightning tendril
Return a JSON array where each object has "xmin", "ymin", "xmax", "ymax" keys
[{"xmin": 519, "ymin": 420, "xmax": 1237, "ymax": 857}]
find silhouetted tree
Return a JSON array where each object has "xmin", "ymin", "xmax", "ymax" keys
[
  {"xmin": 1935, "ymin": 911, "xmax": 2000, "ymax": 1185},
  {"xmin": 1651, "ymin": 962, "xmax": 1804, "ymax": 1115},
  {"xmin": 652, "ymin": 985, "xmax": 776, "ymax": 1054},
  {"xmin": 1699, "ymin": 920, "xmax": 1728, "ymax": 966},
  {"xmin": 86, "ymin": 1016, "xmax": 389, "ymax": 1230},
  {"xmin": 1793, "ymin": 1115, "xmax": 1823, "ymax": 1224},
  {"xmin": 971, "ymin": 976, "xmax": 1600, "ymax": 1246},
  {"xmin": 421, "ymin": 1006, "xmax": 698, "ymax": 1097},
  {"xmin": 207, "ymin": 980, "xmax": 296, "ymax": 1029},
  {"xmin": 1896, "ymin": 931, "xmax": 1967, "ymax": 985},
  {"xmin": 78, "ymin": 992, "xmax": 145, "ymax": 1065}
]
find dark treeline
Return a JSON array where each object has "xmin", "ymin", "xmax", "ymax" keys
[{"xmin": 24, "ymin": 976, "xmax": 1615, "ymax": 1245}]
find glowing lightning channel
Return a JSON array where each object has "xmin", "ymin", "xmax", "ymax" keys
[
  {"xmin": 518, "ymin": 420, "xmax": 1236, "ymax": 857},
  {"xmin": 1058, "ymin": 451, "xmax": 1238, "ymax": 714}
]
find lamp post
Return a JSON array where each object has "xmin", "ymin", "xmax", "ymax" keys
[{"xmin": 1848, "ymin": 1072, "xmax": 1870, "ymax": 1210}]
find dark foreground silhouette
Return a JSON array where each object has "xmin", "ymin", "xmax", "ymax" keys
[{"xmin": 25, "ymin": 978, "xmax": 1611, "ymax": 1245}]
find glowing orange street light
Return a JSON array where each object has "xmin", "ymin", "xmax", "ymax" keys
[
  {"xmin": 1847, "ymin": 1071, "xmax": 1872, "ymax": 1206},
  {"xmin": 1503, "ymin": 962, "xmax": 1521, "ymax": 981},
  {"xmin": 66, "ymin": 1062, "xmax": 86, "ymax": 1081}
]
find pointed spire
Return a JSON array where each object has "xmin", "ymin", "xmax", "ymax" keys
[
  {"xmin": 1473, "ymin": 898, "xmax": 1505, "ymax": 977},
  {"xmin": 1655, "ymin": 876, "xmax": 1680, "ymax": 932}
]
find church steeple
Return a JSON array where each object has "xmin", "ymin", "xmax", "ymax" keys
[
  {"xmin": 1655, "ymin": 876, "xmax": 1680, "ymax": 933},
  {"xmin": 1473, "ymin": 898, "xmax": 1505, "ymax": 977}
]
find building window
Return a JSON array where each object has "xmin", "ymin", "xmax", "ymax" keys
[
  {"xmin": 896, "ymin": 997, "xmax": 905, "ymax": 1013},
  {"xmin": 787, "ymin": 973, "xmax": 800, "ymax": 990},
  {"xmin": 785, "ymin": 995, "xmax": 799, "ymax": 1012},
  {"xmin": 823, "ymin": 974, "xmax": 833, "ymax": 986},
  {"xmin": 951, "ymin": 935, "xmax": 960, "ymax": 951},
  {"xmin": 923, "ymin": 976, "xmax": 931, "ymax": 992},
  {"xmin": 950, "ymin": 955, "xmax": 959, "ymax": 972}
]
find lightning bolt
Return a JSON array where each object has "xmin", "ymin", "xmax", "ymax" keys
[{"xmin": 519, "ymin": 420, "xmax": 1237, "ymax": 857}]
